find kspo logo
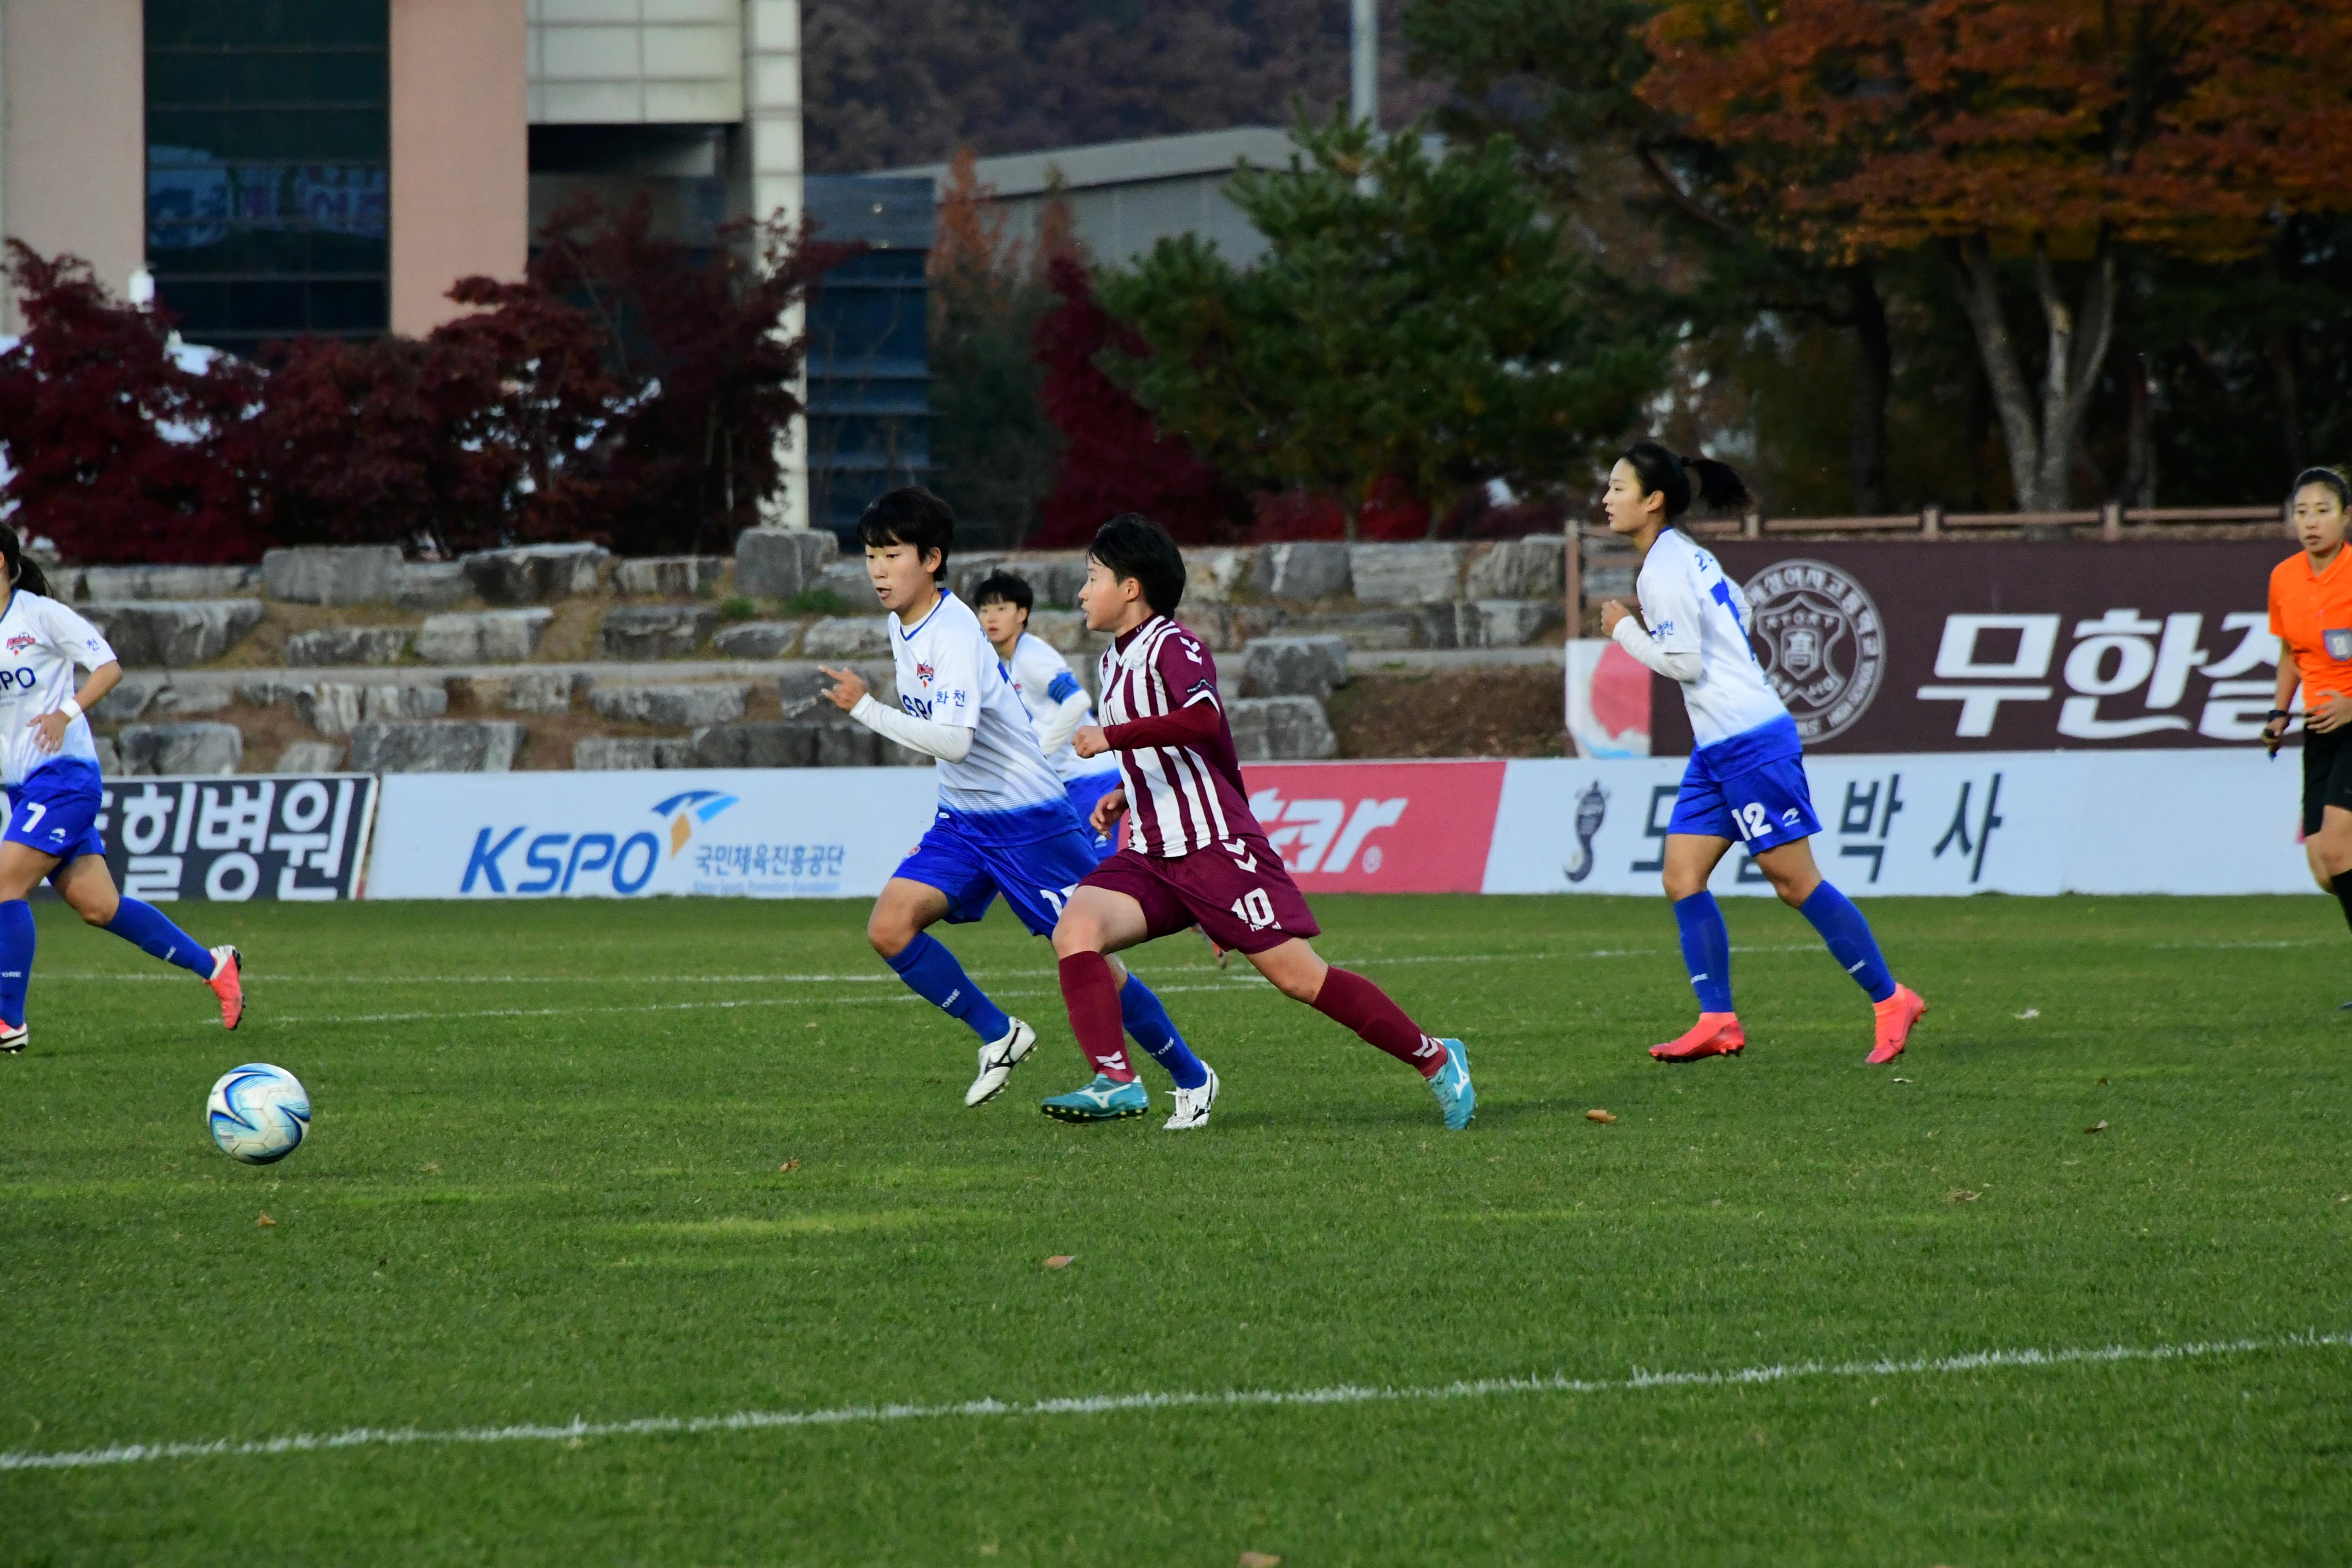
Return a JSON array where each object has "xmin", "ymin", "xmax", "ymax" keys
[
  {"xmin": 460, "ymin": 825, "xmax": 663, "ymax": 895},
  {"xmin": 1744, "ymin": 559, "xmax": 1886, "ymax": 743},
  {"xmin": 1245, "ymin": 789, "xmax": 1407, "ymax": 874}
]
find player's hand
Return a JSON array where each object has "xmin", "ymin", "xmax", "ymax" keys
[
  {"xmin": 27, "ymin": 710, "xmax": 68, "ymax": 755},
  {"xmin": 2310, "ymin": 694, "xmax": 2352, "ymax": 734},
  {"xmin": 1089, "ymin": 785, "xmax": 1127, "ymax": 835},
  {"xmin": 2263, "ymin": 711, "xmax": 2294, "ymax": 755},
  {"xmin": 1599, "ymin": 599, "xmax": 1633, "ymax": 636},
  {"xmin": 817, "ymin": 665, "xmax": 867, "ymax": 712},
  {"xmin": 1072, "ymin": 723, "xmax": 1110, "ymax": 759}
]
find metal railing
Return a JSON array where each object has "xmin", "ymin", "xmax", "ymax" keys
[{"xmin": 1563, "ymin": 503, "xmax": 2288, "ymax": 614}]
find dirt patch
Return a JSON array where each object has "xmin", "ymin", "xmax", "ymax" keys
[{"xmin": 1325, "ymin": 667, "xmax": 1566, "ymax": 760}]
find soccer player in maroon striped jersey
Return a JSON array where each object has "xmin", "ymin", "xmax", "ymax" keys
[{"xmin": 1042, "ymin": 513, "xmax": 1475, "ymax": 1130}]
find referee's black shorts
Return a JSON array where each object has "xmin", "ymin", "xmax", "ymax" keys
[{"xmin": 2304, "ymin": 724, "xmax": 2352, "ymax": 835}]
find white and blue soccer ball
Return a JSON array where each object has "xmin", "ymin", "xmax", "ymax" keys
[{"xmin": 207, "ymin": 1063, "xmax": 310, "ymax": 1165}]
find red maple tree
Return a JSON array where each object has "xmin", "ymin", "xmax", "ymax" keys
[
  {"xmin": 1029, "ymin": 254, "xmax": 1246, "ymax": 546},
  {"xmin": 0, "ymin": 245, "xmax": 267, "ymax": 563}
]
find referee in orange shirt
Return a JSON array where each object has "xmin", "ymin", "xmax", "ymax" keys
[{"xmin": 2264, "ymin": 467, "xmax": 2352, "ymax": 969}]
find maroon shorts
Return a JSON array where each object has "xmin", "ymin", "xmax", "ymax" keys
[{"xmin": 1081, "ymin": 834, "xmax": 1320, "ymax": 954}]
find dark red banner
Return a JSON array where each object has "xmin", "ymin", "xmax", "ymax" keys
[{"xmin": 1647, "ymin": 539, "xmax": 2287, "ymax": 754}]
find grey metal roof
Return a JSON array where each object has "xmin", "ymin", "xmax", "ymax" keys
[{"xmin": 878, "ymin": 126, "xmax": 1298, "ymax": 199}]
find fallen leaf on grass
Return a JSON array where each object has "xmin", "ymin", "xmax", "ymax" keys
[
  {"xmin": 2098, "ymin": 1077, "xmax": 2108, "ymax": 1086},
  {"xmin": 1585, "ymin": 1109, "xmax": 1616, "ymax": 1124},
  {"xmin": 256, "ymin": 1212, "xmax": 276, "ymax": 1228},
  {"xmin": 1239, "ymin": 1554, "xmax": 1283, "ymax": 1568},
  {"xmin": 2015, "ymin": 1008, "xmax": 2040, "ymax": 1019},
  {"xmin": 1948, "ymin": 1190, "xmax": 1979, "ymax": 1204},
  {"xmin": 1892, "ymin": 1077, "xmax": 1911, "ymax": 1084},
  {"xmin": 1043, "ymin": 1255, "xmax": 1075, "ymax": 1270},
  {"xmin": 778, "ymin": 1158, "xmax": 800, "ymax": 1173},
  {"xmin": 2085, "ymin": 1120, "xmax": 2108, "ymax": 1135}
]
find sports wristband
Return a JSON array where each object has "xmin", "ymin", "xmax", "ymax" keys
[{"xmin": 58, "ymin": 697, "xmax": 82, "ymax": 721}]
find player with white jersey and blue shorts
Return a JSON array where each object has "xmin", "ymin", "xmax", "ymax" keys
[
  {"xmin": 819, "ymin": 488, "xmax": 1219, "ymax": 1128},
  {"xmin": 969, "ymin": 569, "xmax": 1124, "ymax": 856},
  {"xmin": 1598, "ymin": 442, "xmax": 1926, "ymax": 1067},
  {"xmin": 0, "ymin": 525, "xmax": 244, "ymax": 1055}
]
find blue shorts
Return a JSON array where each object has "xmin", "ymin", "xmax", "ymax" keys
[
  {"xmin": 5, "ymin": 758, "xmax": 106, "ymax": 866},
  {"xmin": 1063, "ymin": 770, "xmax": 1124, "ymax": 858},
  {"xmin": 1667, "ymin": 716, "xmax": 1821, "ymax": 853},
  {"xmin": 895, "ymin": 803, "xmax": 1105, "ymax": 937}
]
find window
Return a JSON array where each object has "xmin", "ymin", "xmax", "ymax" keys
[{"xmin": 145, "ymin": 0, "xmax": 389, "ymax": 353}]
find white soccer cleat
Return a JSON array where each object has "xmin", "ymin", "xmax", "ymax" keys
[
  {"xmin": 964, "ymin": 1018, "xmax": 1038, "ymax": 1107},
  {"xmin": 0, "ymin": 1021, "xmax": 24, "ymax": 1055},
  {"xmin": 1162, "ymin": 1064, "xmax": 1219, "ymax": 1131}
]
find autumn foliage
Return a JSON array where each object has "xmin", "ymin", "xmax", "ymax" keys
[
  {"xmin": 0, "ymin": 199, "xmax": 828, "ymax": 563},
  {"xmin": 1640, "ymin": 0, "xmax": 2352, "ymax": 262}
]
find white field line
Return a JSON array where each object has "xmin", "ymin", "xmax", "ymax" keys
[
  {"xmin": 266, "ymin": 981, "xmax": 1283, "ymax": 1028},
  {"xmin": 35, "ymin": 932, "xmax": 2325, "ymax": 989},
  {"xmin": 4, "ymin": 1329, "xmax": 2340, "ymax": 1475}
]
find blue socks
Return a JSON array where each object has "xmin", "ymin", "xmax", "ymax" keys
[
  {"xmin": 0, "ymin": 900, "xmax": 30, "ymax": 1026},
  {"xmin": 1119, "ymin": 974, "xmax": 1208, "ymax": 1089},
  {"xmin": 105, "ymin": 898, "xmax": 214, "ymax": 978},
  {"xmin": 1672, "ymin": 892, "xmax": 1735, "ymax": 1014},
  {"xmin": 1799, "ymin": 883, "xmax": 1896, "ymax": 1003},
  {"xmin": 886, "ymin": 932, "xmax": 1013, "ymax": 1043}
]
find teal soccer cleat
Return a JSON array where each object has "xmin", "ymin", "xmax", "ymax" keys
[
  {"xmin": 1039, "ymin": 1074, "xmax": 1151, "ymax": 1124},
  {"xmin": 1428, "ymin": 1038, "xmax": 1475, "ymax": 1130}
]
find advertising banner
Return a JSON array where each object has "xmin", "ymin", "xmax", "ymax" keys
[
  {"xmin": 1484, "ymin": 749, "xmax": 2305, "ymax": 897},
  {"xmin": 366, "ymin": 769, "xmax": 940, "ymax": 900},
  {"xmin": 1239, "ymin": 761, "xmax": 1507, "ymax": 893},
  {"xmin": 1644, "ymin": 539, "xmax": 2287, "ymax": 754},
  {"xmin": 98, "ymin": 775, "xmax": 378, "ymax": 901}
]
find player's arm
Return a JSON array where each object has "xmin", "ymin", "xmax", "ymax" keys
[
  {"xmin": 818, "ymin": 664, "xmax": 975, "ymax": 762},
  {"xmin": 1604, "ymin": 567, "xmax": 1703, "ymax": 683},
  {"xmin": 2265, "ymin": 588, "xmax": 2305, "ymax": 751},
  {"xmin": 31, "ymin": 605, "xmax": 121, "ymax": 754},
  {"xmin": 1078, "ymin": 637, "xmax": 1222, "ymax": 756},
  {"xmin": 1033, "ymin": 669, "xmax": 1093, "ymax": 757}
]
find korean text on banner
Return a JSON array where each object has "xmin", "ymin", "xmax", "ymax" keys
[
  {"xmin": 1484, "ymin": 750, "xmax": 2305, "ymax": 896},
  {"xmin": 1240, "ymin": 761, "xmax": 1505, "ymax": 893},
  {"xmin": 99, "ymin": 775, "xmax": 378, "ymax": 901},
  {"xmin": 365, "ymin": 768, "xmax": 942, "ymax": 900}
]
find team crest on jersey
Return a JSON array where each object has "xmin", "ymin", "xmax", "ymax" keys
[
  {"xmin": 915, "ymin": 661, "xmax": 936, "ymax": 686},
  {"xmin": 1744, "ymin": 558, "xmax": 1886, "ymax": 743},
  {"xmin": 5, "ymin": 634, "xmax": 33, "ymax": 654}
]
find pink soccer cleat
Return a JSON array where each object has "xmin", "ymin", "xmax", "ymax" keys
[
  {"xmin": 1650, "ymin": 1013, "xmax": 1745, "ymax": 1062},
  {"xmin": 207, "ymin": 946, "xmax": 245, "ymax": 1031},
  {"xmin": 1867, "ymin": 985, "xmax": 1926, "ymax": 1065}
]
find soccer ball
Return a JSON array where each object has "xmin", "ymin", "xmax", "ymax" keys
[{"xmin": 207, "ymin": 1063, "xmax": 310, "ymax": 1165}]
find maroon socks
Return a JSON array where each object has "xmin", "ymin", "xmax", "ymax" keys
[
  {"xmin": 1056, "ymin": 953, "xmax": 1138, "ymax": 1081},
  {"xmin": 1312, "ymin": 966, "xmax": 1445, "ymax": 1078}
]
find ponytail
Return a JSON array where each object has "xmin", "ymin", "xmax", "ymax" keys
[
  {"xmin": 1620, "ymin": 439, "xmax": 1753, "ymax": 521},
  {"xmin": 0, "ymin": 522, "xmax": 52, "ymax": 600}
]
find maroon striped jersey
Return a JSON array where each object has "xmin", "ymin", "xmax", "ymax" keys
[{"xmin": 1095, "ymin": 616, "xmax": 1265, "ymax": 858}]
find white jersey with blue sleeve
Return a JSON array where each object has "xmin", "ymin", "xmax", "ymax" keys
[
  {"xmin": 0, "ymin": 590, "xmax": 114, "ymax": 787},
  {"xmin": 1633, "ymin": 528, "xmax": 1790, "ymax": 751},
  {"xmin": 889, "ymin": 591, "xmax": 1069, "ymax": 833},
  {"xmin": 1004, "ymin": 631, "xmax": 1095, "ymax": 781}
]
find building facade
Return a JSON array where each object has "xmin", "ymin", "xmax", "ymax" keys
[{"xmin": 0, "ymin": 0, "xmax": 810, "ymax": 521}]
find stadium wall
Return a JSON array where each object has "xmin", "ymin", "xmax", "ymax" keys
[{"xmin": 355, "ymin": 751, "xmax": 2306, "ymax": 901}]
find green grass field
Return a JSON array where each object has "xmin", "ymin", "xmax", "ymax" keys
[{"xmin": 3, "ymin": 892, "xmax": 2349, "ymax": 1565}]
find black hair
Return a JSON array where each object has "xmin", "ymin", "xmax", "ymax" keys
[
  {"xmin": 0, "ymin": 522, "xmax": 54, "ymax": 600},
  {"xmin": 969, "ymin": 571, "xmax": 1034, "ymax": 615},
  {"xmin": 1087, "ymin": 512, "xmax": 1186, "ymax": 617},
  {"xmin": 854, "ymin": 486, "xmax": 954, "ymax": 581},
  {"xmin": 1620, "ymin": 440, "xmax": 1753, "ymax": 520},
  {"xmin": 2290, "ymin": 466, "xmax": 2351, "ymax": 511}
]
